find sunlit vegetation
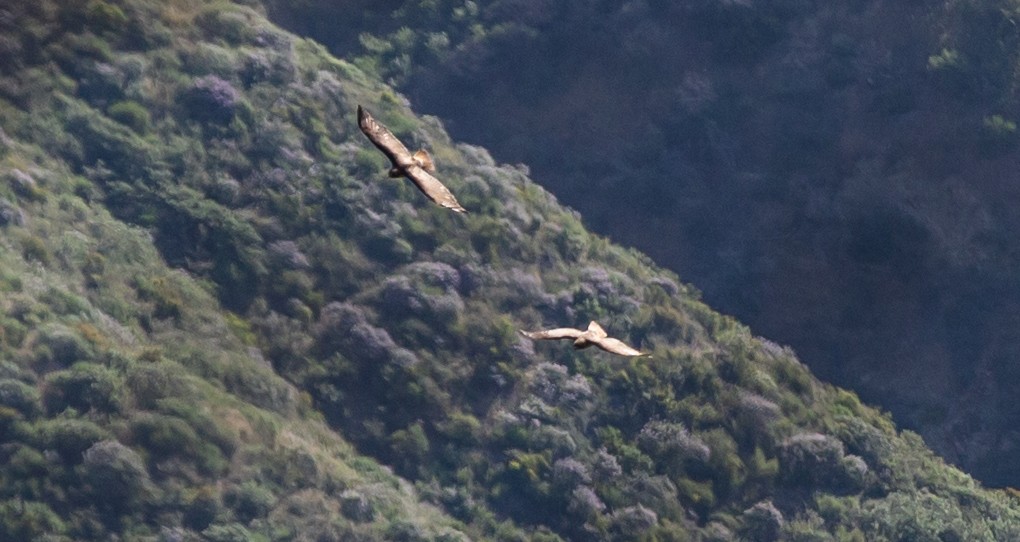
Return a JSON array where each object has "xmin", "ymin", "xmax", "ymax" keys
[
  {"xmin": 0, "ymin": 0, "xmax": 1018, "ymax": 540},
  {"xmin": 261, "ymin": 0, "xmax": 1020, "ymax": 495}
]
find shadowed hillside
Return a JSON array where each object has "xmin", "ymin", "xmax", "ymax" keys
[
  {"xmin": 263, "ymin": 0, "xmax": 1020, "ymax": 487},
  {"xmin": 1, "ymin": 0, "xmax": 1020, "ymax": 539}
]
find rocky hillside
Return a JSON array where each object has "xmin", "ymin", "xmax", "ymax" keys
[{"xmin": 0, "ymin": 0, "xmax": 1019, "ymax": 540}]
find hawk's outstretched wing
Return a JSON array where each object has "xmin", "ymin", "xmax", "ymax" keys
[
  {"xmin": 358, "ymin": 105, "xmax": 413, "ymax": 169},
  {"xmin": 591, "ymin": 337, "xmax": 647, "ymax": 357},
  {"xmin": 519, "ymin": 328, "xmax": 584, "ymax": 341},
  {"xmin": 405, "ymin": 165, "xmax": 467, "ymax": 212}
]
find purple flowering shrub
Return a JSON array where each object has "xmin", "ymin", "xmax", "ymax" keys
[
  {"xmin": 267, "ymin": 240, "xmax": 310, "ymax": 270},
  {"xmin": 377, "ymin": 262, "xmax": 464, "ymax": 326},
  {"xmin": 637, "ymin": 420, "xmax": 711, "ymax": 465},
  {"xmin": 315, "ymin": 301, "xmax": 419, "ymax": 368},
  {"xmin": 779, "ymin": 432, "xmax": 868, "ymax": 492},
  {"xmin": 182, "ymin": 75, "xmax": 242, "ymax": 123},
  {"xmin": 740, "ymin": 500, "xmax": 784, "ymax": 542}
]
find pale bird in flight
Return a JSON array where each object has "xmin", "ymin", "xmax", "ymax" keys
[
  {"xmin": 520, "ymin": 321, "xmax": 649, "ymax": 357},
  {"xmin": 357, "ymin": 105, "xmax": 466, "ymax": 212}
]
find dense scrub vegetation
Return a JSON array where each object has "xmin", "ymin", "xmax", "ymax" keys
[
  {"xmin": 1, "ymin": 0, "xmax": 1020, "ymax": 539},
  {"xmin": 265, "ymin": 0, "xmax": 1020, "ymax": 487}
]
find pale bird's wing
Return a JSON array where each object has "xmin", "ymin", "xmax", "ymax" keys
[
  {"xmin": 412, "ymin": 149, "xmax": 436, "ymax": 173},
  {"xmin": 405, "ymin": 165, "xmax": 467, "ymax": 212},
  {"xmin": 591, "ymin": 336, "xmax": 647, "ymax": 357},
  {"xmin": 358, "ymin": 105, "xmax": 413, "ymax": 169},
  {"xmin": 519, "ymin": 328, "xmax": 584, "ymax": 341},
  {"xmin": 586, "ymin": 321, "xmax": 608, "ymax": 338}
]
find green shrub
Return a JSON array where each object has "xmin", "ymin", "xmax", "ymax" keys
[
  {"xmin": 183, "ymin": 42, "xmax": 240, "ymax": 77},
  {"xmin": 20, "ymin": 235, "xmax": 51, "ymax": 265},
  {"xmin": 980, "ymin": 114, "xmax": 1018, "ymax": 155},
  {"xmin": 43, "ymin": 363, "xmax": 123, "ymax": 414},
  {"xmin": 184, "ymin": 485, "xmax": 222, "ymax": 530},
  {"xmin": 814, "ymin": 493, "xmax": 858, "ymax": 527},
  {"xmin": 258, "ymin": 446, "xmax": 320, "ymax": 490},
  {"xmin": 389, "ymin": 421, "xmax": 431, "ymax": 476},
  {"xmin": 6, "ymin": 169, "xmax": 46, "ymax": 201},
  {"xmin": 106, "ymin": 100, "xmax": 150, "ymax": 134},
  {"xmin": 5, "ymin": 445, "xmax": 50, "ymax": 481},
  {"xmin": 597, "ymin": 426, "xmax": 654, "ymax": 473},
  {"xmin": 39, "ymin": 287, "xmax": 91, "ymax": 317},
  {"xmin": 637, "ymin": 420, "xmax": 711, "ymax": 475},
  {"xmin": 339, "ymin": 489, "xmax": 374, "ymax": 522},
  {"xmin": 224, "ymin": 480, "xmax": 275, "ymax": 523},
  {"xmin": 779, "ymin": 433, "xmax": 867, "ymax": 494},
  {"xmin": 675, "ymin": 477, "xmax": 716, "ymax": 517},
  {"xmin": 134, "ymin": 275, "xmax": 184, "ymax": 320},
  {"xmin": 927, "ymin": 47, "xmax": 975, "ymax": 98},
  {"xmin": 64, "ymin": 99, "xmax": 163, "ymax": 182},
  {"xmin": 0, "ymin": 499, "xmax": 68, "ymax": 540},
  {"xmin": 129, "ymin": 412, "xmax": 227, "ymax": 474},
  {"xmin": 437, "ymin": 411, "xmax": 481, "ymax": 445},
  {"xmin": 55, "ymin": 31, "xmax": 114, "ymax": 63},
  {"xmin": 33, "ymin": 324, "xmax": 95, "ymax": 369},
  {"xmin": 125, "ymin": 359, "xmax": 196, "ymax": 408},
  {"xmin": 202, "ymin": 522, "xmax": 265, "ymax": 542},
  {"xmin": 468, "ymin": 216, "xmax": 510, "ymax": 262},
  {"xmin": 386, "ymin": 520, "xmax": 431, "ymax": 542},
  {"xmin": 0, "ymin": 379, "xmax": 41, "ymax": 417},
  {"xmin": 195, "ymin": 5, "xmax": 261, "ymax": 45},
  {"xmin": 86, "ymin": 1, "xmax": 129, "ymax": 33},
  {"xmin": 36, "ymin": 417, "xmax": 111, "ymax": 463},
  {"xmin": 157, "ymin": 398, "xmax": 239, "ymax": 457},
  {"xmin": 0, "ymin": 406, "xmax": 22, "ymax": 440},
  {"xmin": 220, "ymin": 360, "xmax": 297, "ymax": 416}
]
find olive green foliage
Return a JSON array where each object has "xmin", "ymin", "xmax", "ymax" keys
[{"xmin": 0, "ymin": 0, "xmax": 1018, "ymax": 541}]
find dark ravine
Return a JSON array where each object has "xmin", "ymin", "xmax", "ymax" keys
[
  {"xmin": 0, "ymin": 0, "xmax": 1020, "ymax": 540},
  {"xmin": 263, "ymin": 0, "xmax": 1020, "ymax": 487}
]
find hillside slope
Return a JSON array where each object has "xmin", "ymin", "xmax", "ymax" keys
[
  {"xmin": 264, "ymin": 0, "xmax": 1020, "ymax": 486},
  {"xmin": 0, "ymin": 110, "xmax": 479, "ymax": 540},
  {"xmin": 1, "ymin": 0, "xmax": 1019, "ymax": 540}
]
